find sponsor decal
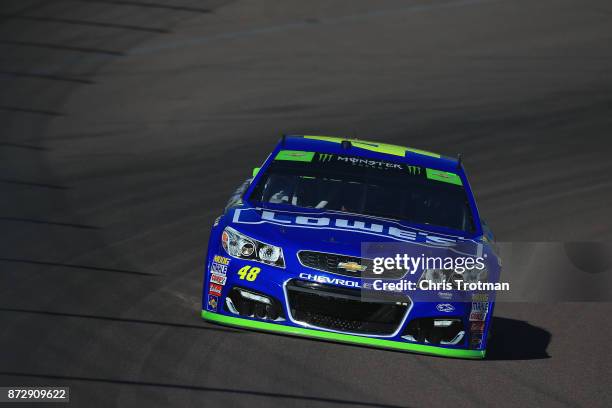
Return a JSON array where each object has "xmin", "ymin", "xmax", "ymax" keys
[
  {"xmin": 469, "ymin": 320, "xmax": 485, "ymax": 349},
  {"xmin": 275, "ymin": 150, "xmax": 315, "ymax": 162},
  {"xmin": 213, "ymin": 255, "xmax": 230, "ymax": 265},
  {"xmin": 213, "ymin": 216, "xmax": 221, "ymax": 227},
  {"xmin": 438, "ymin": 292, "xmax": 453, "ymax": 300},
  {"xmin": 299, "ymin": 272, "xmax": 360, "ymax": 288},
  {"xmin": 472, "ymin": 293, "xmax": 489, "ymax": 302},
  {"xmin": 209, "ymin": 283, "xmax": 223, "ymax": 296},
  {"xmin": 406, "ymin": 165, "xmax": 421, "ymax": 175},
  {"xmin": 425, "ymin": 168, "xmax": 463, "ymax": 186},
  {"xmin": 436, "ymin": 303, "xmax": 455, "ymax": 313},
  {"xmin": 318, "ymin": 153, "xmax": 334, "ymax": 162},
  {"xmin": 210, "ymin": 273, "xmax": 227, "ymax": 285},
  {"xmin": 433, "ymin": 171, "xmax": 450, "ymax": 179},
  {"xmin": 471, "ymin": 301, "xmax": 489, "ymax": 313},
  {"xmin": 211, "ymin": 262, "xmax": 228, "ymax": 275},
  {"xmin": 233, "ymin": 208, "xmax": 461, "ymax": 245},
  {"xmin": 470, "ymin": 336, "xmax": 483, "ymax": 349},
  {"xmin": 316, "ymin": 152, "xmax": 423, "ymax": 173},
  {"xmin": 317, "ymin": 152, "xmax": 409, "ymax": 169},
  {"xmin": 211, "ymin": 255, "xmax": 230, "ymax": 275},
  {"xmin": 469, "ymin": 301, "xmax": 489, "ymax": 321},
  {"xmin": 336, "ymin": 156, "xmax": 403, "ymax": 170},
  {"xmin": 207, "ymin": 294, "xmax": 218, "ymax": 312},
  {"xmin": 469, "ymin": 311, "xmax": 487, "ymax": 321},
  {"xmin": 470, "ymin": 321, "xmax": 485, "ymax": 332}
]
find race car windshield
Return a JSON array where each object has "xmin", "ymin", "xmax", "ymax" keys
[{"xmin": 248, "ymin": 151, "xmax": 476, "ymax": 233}]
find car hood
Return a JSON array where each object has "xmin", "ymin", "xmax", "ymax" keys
[{"xmin": 225, "ymin": 204, "xmax": 484, "ymax": 259}]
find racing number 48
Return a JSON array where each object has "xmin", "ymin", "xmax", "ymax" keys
[{"xmin": 237, "ymin": 265, "xmax": 260, "ymax": 281}]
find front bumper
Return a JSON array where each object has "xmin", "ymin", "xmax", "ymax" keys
[
  {"xmin": 203, "ymin": 251, "xmax": 490, "ymax": 359},
  {"xmin": 201, "ymin": 310, "xmax": 485, "ymax": 359}
]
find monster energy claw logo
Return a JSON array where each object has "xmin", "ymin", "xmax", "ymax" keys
[
  {"xmin": 407, "ymin": 166, "xmax": 421, "ymax": 175},
  {"xmin": 318, "ymin": 153, "xmax": 334, "ymax": 162}
]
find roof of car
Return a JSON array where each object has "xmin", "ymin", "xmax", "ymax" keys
[{"xmin": 279, "ymin": 135, "xmax": 462, "ymax": 173}]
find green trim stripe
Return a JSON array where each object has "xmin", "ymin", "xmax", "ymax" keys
[
  {"xmin": 426, "ymin": 168, "xmax": 463, "ymax": 186},
  {"xmin": 202, "ymin": 311, "xmax": 485, "ymax": 359},
  {"xmin": 303, "ymin": 135, "xmax": 441, "ymax": 158},
  {"xmin": 275, "ymin": 150, "xmax": 315, "ymax": 162},
  {"xmin": 406, "ymin": 147, "xmax": 441, "ymax": 158}
]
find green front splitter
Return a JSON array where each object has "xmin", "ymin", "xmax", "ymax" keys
[{"xmin": 202, "ymin": 311, "xmax": 485, "ymax": 359}]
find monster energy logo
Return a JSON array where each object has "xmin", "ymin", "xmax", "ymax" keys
[
  {"xmin": 407, "ymin": 166, "xmax": 421, "ymax": 175},
  {"xmin": 318, "ymin": 153, "xmax": 334, "ymax": 162}
]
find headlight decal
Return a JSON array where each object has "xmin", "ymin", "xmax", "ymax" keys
[{"xmin": 221, "ymin": 226, "xmax": 285, "ymax": 268}]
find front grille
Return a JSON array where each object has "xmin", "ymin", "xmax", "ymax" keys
[
  {"xmin": 298, "ymin": 250, "xmax": 406, "ymax": 278},
  {"xmin": 286, "ymin": 280, "xmax": 410, "ymax": 335}
]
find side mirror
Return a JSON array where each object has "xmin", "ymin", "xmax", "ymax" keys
[
  {"xmin": 252, "ymin": 167, "xmax": 261, "ymax": 177},
  {"xmin": 481, "ymin": 219, "xmax": 495, "ymax": 243}
]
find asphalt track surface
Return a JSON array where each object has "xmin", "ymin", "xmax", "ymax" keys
[{"xmin": 1, "ymin": 0, "xmax": 611, "ymax": 407}]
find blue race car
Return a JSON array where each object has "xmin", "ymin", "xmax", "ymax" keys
[{"xmin": 202, "ymin": 135, "xmax": 499, "ymax": 359}]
